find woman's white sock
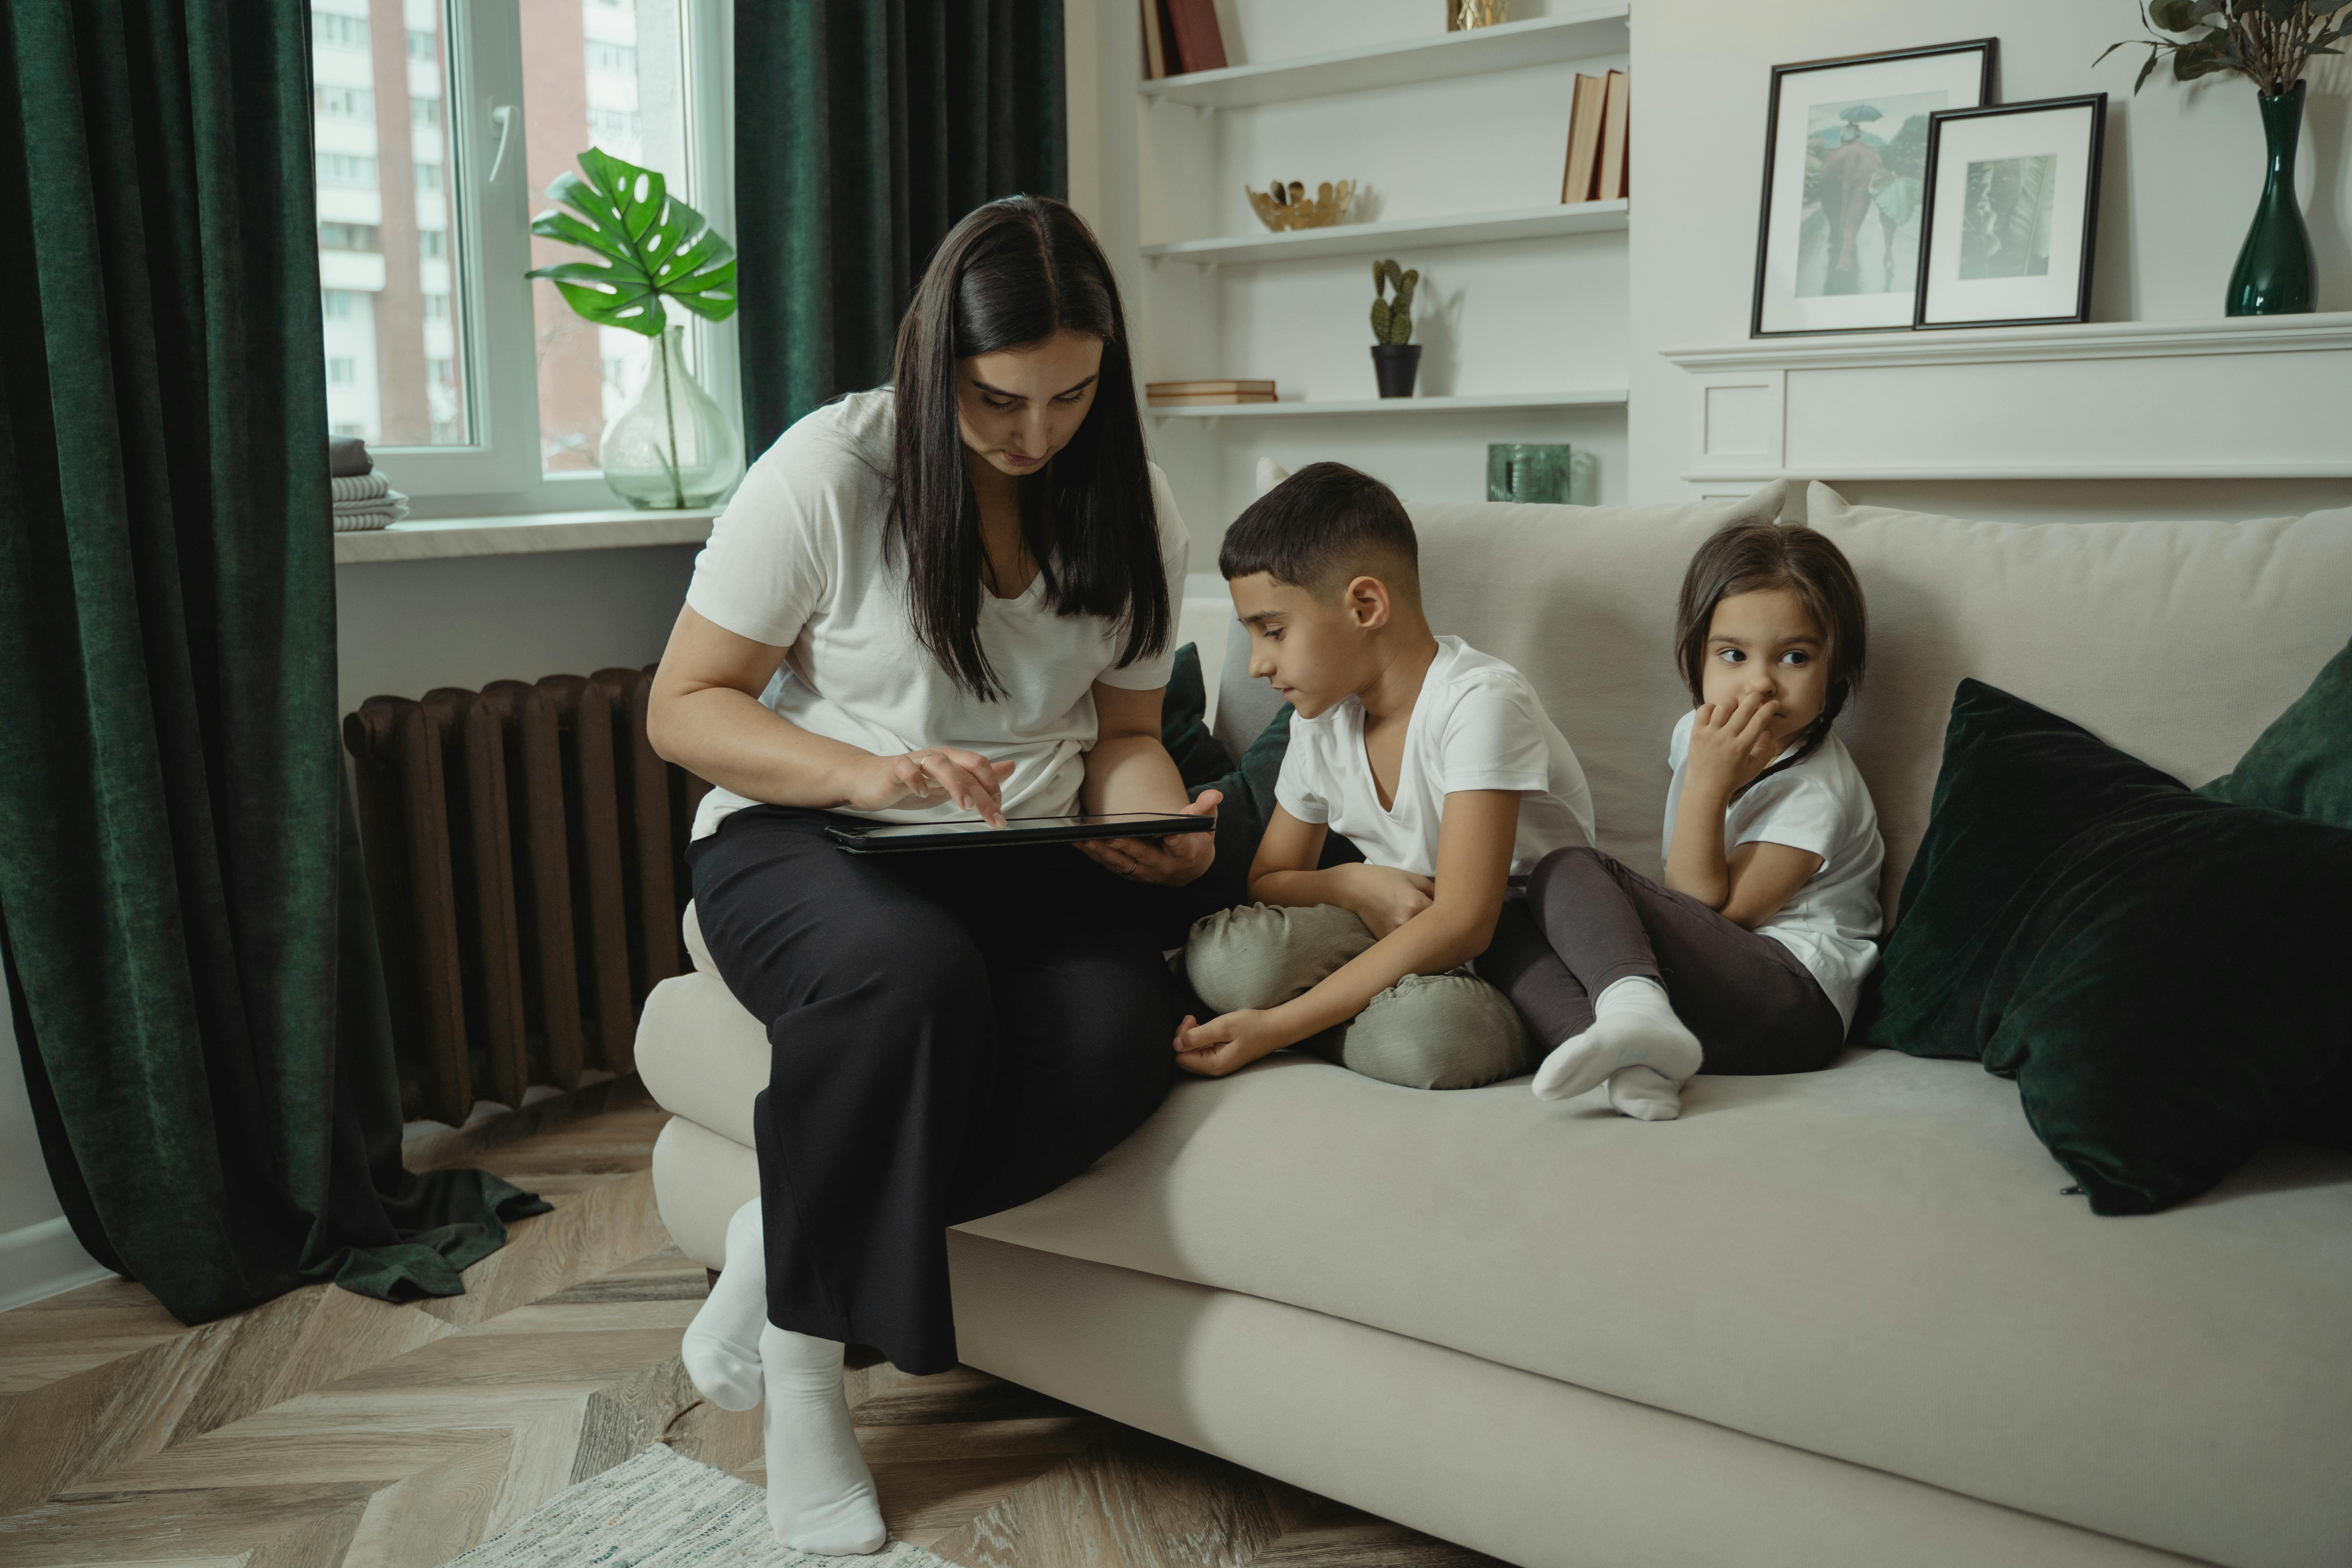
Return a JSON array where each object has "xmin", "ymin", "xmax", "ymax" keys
[
  {"xmin": 1532, "ymin": 976, "xmax": 1702, "ymax": 1103},
  {"xmin": 1607, "ymin": 1065, "xmax": 1684, "ymax": 1121},
  {"xmin": 680, "ymin": 1198, "xmax": 767, "ymax": 1412},
  {"xmin": 759, "ymin": 1323, "xmax": 887, "ymax": 1555}
]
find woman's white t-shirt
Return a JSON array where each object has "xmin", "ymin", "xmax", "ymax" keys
[
  {"xmin": 683, "ymin": 388, "xmax": 1190, "ymax": 840},
  {"xmin": 1275, "ymin": 636, "xmax": 1595, "ymax": 880},
  {"xmin": 1660, "ymin": 710, "xmax": 1886, "ymax": 1026}
]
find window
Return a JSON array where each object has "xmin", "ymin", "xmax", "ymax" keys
[
  {"xmin": 318, "ymin": 153, "xmax": 378, "ymax": 186},
  {"xmin": 318, "ymin": 221, "xmax": 380, "ymax": 252},
  {"xmin": 310, "ymin": 0, "xmax": 734, "ymax": 509},
  {"xmin": 314, "ymin": 12, "xmax": 369, "ymax": 48}
]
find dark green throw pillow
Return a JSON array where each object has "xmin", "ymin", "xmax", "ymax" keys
[
  {"xmin": 2195, "ymin": 633, "xmax": 2352, "ymax": 829},
  {"xmin": 1161, "ymin": 644, "xmax": 1235, "ymax": 791},
  {"xmin": 1858, "ymin": 679, "xmax": 2352, "ymax": 1214}
]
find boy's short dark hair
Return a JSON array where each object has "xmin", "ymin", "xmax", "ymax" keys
[{"xmin": 1217, "ymin": 462, "xmax": 1418, "ymax": 595}]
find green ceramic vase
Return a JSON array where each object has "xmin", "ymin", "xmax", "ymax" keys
[{"xmin": 2226, "ymin": 81, "xmax": 2316, "ymax": 316}]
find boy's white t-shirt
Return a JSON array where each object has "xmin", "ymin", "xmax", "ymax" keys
[
  {"xmin": 682, "ymin": 388, "xmax": 1191, "ymax": 840},
  {"xmin": 1660, "ymin": 710, "xmax": 1886, "ymax": 1026},
  {"xmin": 1275, "ymin": 636, "xmax": 1595, "ymax": 880}
]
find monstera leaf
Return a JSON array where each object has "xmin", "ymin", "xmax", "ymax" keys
[{"xmin": 526, "ymin": 148, "xmax": 736, "ymax": 336}]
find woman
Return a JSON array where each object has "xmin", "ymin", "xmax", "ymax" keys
[{"xmin": 646, "ymin": 196, "xmax": 1214, "ymax": 1555}]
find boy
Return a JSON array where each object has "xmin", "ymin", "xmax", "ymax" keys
[{"xmin": 1177, "ymin": 463, "xmax": 1595, "ymax": 1089}]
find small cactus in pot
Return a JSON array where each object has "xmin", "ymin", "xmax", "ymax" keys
[
  {"xmin": 1370, "ymin": 258, "xmax": 1418, "ymax": 344},
  {"xmin": 1369, "ymin": 258, "xmax": 1423, "ymax": 397}
]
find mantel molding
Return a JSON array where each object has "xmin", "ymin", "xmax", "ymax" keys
[
  {"xmin": 1664, "ymin": 313, "xmax": 2352, "ymax": 485},
  {"xmin": 1662, "ymin": 311, "xmax": 2352, "ymax": 372}
]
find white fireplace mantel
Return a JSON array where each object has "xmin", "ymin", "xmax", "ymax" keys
[{"xmin": 1660, "ymin": 313, "xmax": 2352, "ymax": 485}]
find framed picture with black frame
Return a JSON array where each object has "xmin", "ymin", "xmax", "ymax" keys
[
  {"xmin": 1750, "ymin": 38, "xmax": 1998, "ymax": 338},
  {"xmin": 1914, "ymin": 95, "xmax": 2107, "ymax": 330}
]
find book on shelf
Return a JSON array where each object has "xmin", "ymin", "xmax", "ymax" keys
[
  {"xmin": 1597, "ymin": 70, "xmax": 1631, "ymax": 202},
  {"xmin": 1138, "ymin": 0, "xmax": 1166, "ymax": 79},
  {"xmin": 1561, "ymin": 73, "xmax": 1607, "ymax": 204},
  {"xmin": 1147, "ymin": 392, "xmax": 1277, "ymax": 407},
  {"xmin": 1162, "ymin": 0, "xmax": 1228, "ymax": 74},
  {"xmin": 1146, "ymin": 380, "xmax": 1274, "ymax": 396}
]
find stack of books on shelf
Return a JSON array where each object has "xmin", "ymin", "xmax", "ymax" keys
[
  {"xmin": 1146, "ymin": 380, "xmax": 1275, "ymax": 408},
  {"xmin": 1139, "ymin": 0, "xmax": 1227, "ymax": 78},
  {"xmin": 1562, "ymin": 69, "xmax": 1631, "ymax": 204}
]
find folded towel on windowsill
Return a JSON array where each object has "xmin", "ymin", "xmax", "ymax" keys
[
  {"xmin": 332, "ymin": 472, "xmax": 392, "ymax": 504},
  {"xmin": 332, "ymin": 488, "xmax": 410, "ymax": 532},
  {"xmin": 330, "ymin": 435, "xmax": 372, "ymax": 477}
]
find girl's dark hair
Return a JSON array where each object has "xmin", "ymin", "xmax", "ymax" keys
[
  {"xmin": 1673, "ymin": 522, "xmax": 1868, "ymax": 786},
  {"xmin": 887, "ymin": 195, "xmax": 1168, "ymax": 699}
]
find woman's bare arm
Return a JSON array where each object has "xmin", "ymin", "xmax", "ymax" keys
[{"xmin": 646, "ymin": 605, "xmax": 1012, "ymax": 822}]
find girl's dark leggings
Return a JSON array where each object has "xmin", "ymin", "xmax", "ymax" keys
[{"xmin": 1476, "ymin": 846, "xmax": 1848, "ymax": 1073}]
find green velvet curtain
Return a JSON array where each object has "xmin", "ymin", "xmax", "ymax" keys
[
  {"xmin": 735, "ymin": 0, "xmax": 1069, "ymax": 453},
  {"xmin": 0, "ymin": 0, "xmax": 543, "ymax": 1326}
]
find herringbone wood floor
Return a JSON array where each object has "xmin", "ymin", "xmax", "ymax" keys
[{"xmin": 0, "ymin": 1081, "xmax": 1502, "ymax": 1567}]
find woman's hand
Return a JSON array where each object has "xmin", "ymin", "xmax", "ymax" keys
[
  {"xmin": 1075, "ymin": 790, "xmax": 1220, "ymax": 887},
  {"xmin": 1173, "ymin": 1007, "xmax": 1288, "ymax": 1077},
  {"xmin": 1334, "ymin": 862, "xmax": 1436, "ymax": 939},
  {"xmin": 1683, "ymin": 693, "xmax": 1783, "ymax": 798},
  {"xmin": 839, "ymin": 748, "xmax": 1016, "ymax": 825}
]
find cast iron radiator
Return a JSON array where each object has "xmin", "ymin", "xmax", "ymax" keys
[{"xmin": 343, "ymin": 666, "xmax": 712, "ymax": 1125}]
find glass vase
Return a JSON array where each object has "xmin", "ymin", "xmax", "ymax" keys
[
  {"xmin": 2226, "ymin": 81, "xmax": 2316, "ymax": 317},
  {"xmin": 600, "ymin": 325, "xmax": 743, "ymax": 509}
]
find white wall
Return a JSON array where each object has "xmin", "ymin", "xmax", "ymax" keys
[
  {"xmin": 1627, "ymin": 0, "xmax": 2352, "ymax": 519},
  {"xmin": 334, "ymin": 545, "xmax": 698, "ymax": 715},
  {"xmin": 1, "ymin": 961, "xmax": 108, "ymax": 1311}
]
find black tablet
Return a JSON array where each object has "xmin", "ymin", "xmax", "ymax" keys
[{"xmin": 825, "ymin": 811, "xmax": 1214, "ymax": 854}]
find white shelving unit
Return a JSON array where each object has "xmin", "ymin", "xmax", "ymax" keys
[
  {"xmin": 1142, "ymin": 200, "xmax": 1628, "ymax": 267},
  {"xmin": 1149, "ymin": 389, "xmax": 1629, "ymax": 422},
  {"xmin": 1137, "ymin": 6, "xmax": 1630, "ymax": 110},
  {"xmin": 1118, "ymin": 1, "xmax": 1638, "ymax": 540}
]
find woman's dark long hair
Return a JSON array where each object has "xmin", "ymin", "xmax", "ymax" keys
[
  {"xmin": 887, "ymin": 196, "xmax": 1168, "ymax": 700},
  {"xmin": 1673, "ymin": 521, "xmax": 1868, "ymax": 793}
]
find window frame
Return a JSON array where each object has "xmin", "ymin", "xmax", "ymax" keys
[{"xmin": 361, "ymin": 0, "xmax": 739, "ymax": 518}]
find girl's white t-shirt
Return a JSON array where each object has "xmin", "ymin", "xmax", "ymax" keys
[
  {"xmin": 1274, "ymin": 636, "xmax": 1595, "ymax": 880},
  {"xmin": 1660, "ymin": 710, "xmax": 1886, "ymax": 1026},
  {"xmin": 682, "ymin": 388, "xmax": 1191, "ymax": 840}
]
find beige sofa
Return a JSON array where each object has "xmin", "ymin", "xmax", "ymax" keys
[{"xmin": 638, "ymin": 481, "xmax": 2352, "ymax": 1568}]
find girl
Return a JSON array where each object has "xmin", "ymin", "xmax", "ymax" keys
[{"xmin": 1479, "ymin": 522, "xmax": 1884, "ymax": 1121}]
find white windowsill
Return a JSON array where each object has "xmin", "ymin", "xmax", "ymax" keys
[{"xmin": 332, "ymin": 508, "xmax": 721, "ymax": 565}]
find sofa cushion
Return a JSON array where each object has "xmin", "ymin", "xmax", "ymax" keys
[
  {"xmin": 1860, "ymin": 679, "xmax": 2352, "ymax": 1213},
  {"xmin": 2197, "ymin": 631, "xmax": 2352, "ymax": 830},
  {"xmin": 1802, "ymin": 483, "xmax": 2352, "ymax": 911},
  {"xmin": 1215, "ymin": 484, "xmax": 1788, "ymax": 876}
]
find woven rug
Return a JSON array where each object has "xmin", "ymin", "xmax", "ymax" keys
[{"xmin": 438, "ymin": 1443, "xmax": 954, "ymax": 1568}]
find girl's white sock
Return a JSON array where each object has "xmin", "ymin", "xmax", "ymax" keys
[
  {"xmin": 1607, "ymin": 1064, "xmax": 1684, "ymax": 1121},
  {"xmin": 759, "ymin": 1323, "xmax": 887, "ymax": 1555},
  {"xmin": 680, "ymin": 1198, "xmax": 767, "ymax": 1412},
  {"xmin": 1532, "ymin": 976, "xmax": 1702, "ymax": 1103}
]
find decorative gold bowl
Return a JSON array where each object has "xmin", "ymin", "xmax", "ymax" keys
[{"xmin": 1246, "ymin": 179, "xmax": 1355, "ymax": 233}]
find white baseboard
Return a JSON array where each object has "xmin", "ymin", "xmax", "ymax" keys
[{"xmin": 0, "ymin": 1214, "xmax": 113, "ymax": 1313}]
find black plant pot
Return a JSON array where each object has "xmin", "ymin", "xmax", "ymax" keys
[{"xmin": 1371, "ymin": 344, "xmax": 1421, "ymax": 398}]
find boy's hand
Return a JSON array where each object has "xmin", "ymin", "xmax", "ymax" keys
[
  {"xmin": 1684, "ymin": 694, "xmax": 1782, "ymax": 797},
  {"xmin": 1173, "ymin": 1010, "xmax": 1289, "ymax": 1077},
  {"xmin": 1335, "ymin": 862, "xmax": 1436, "ymax": 939}
]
